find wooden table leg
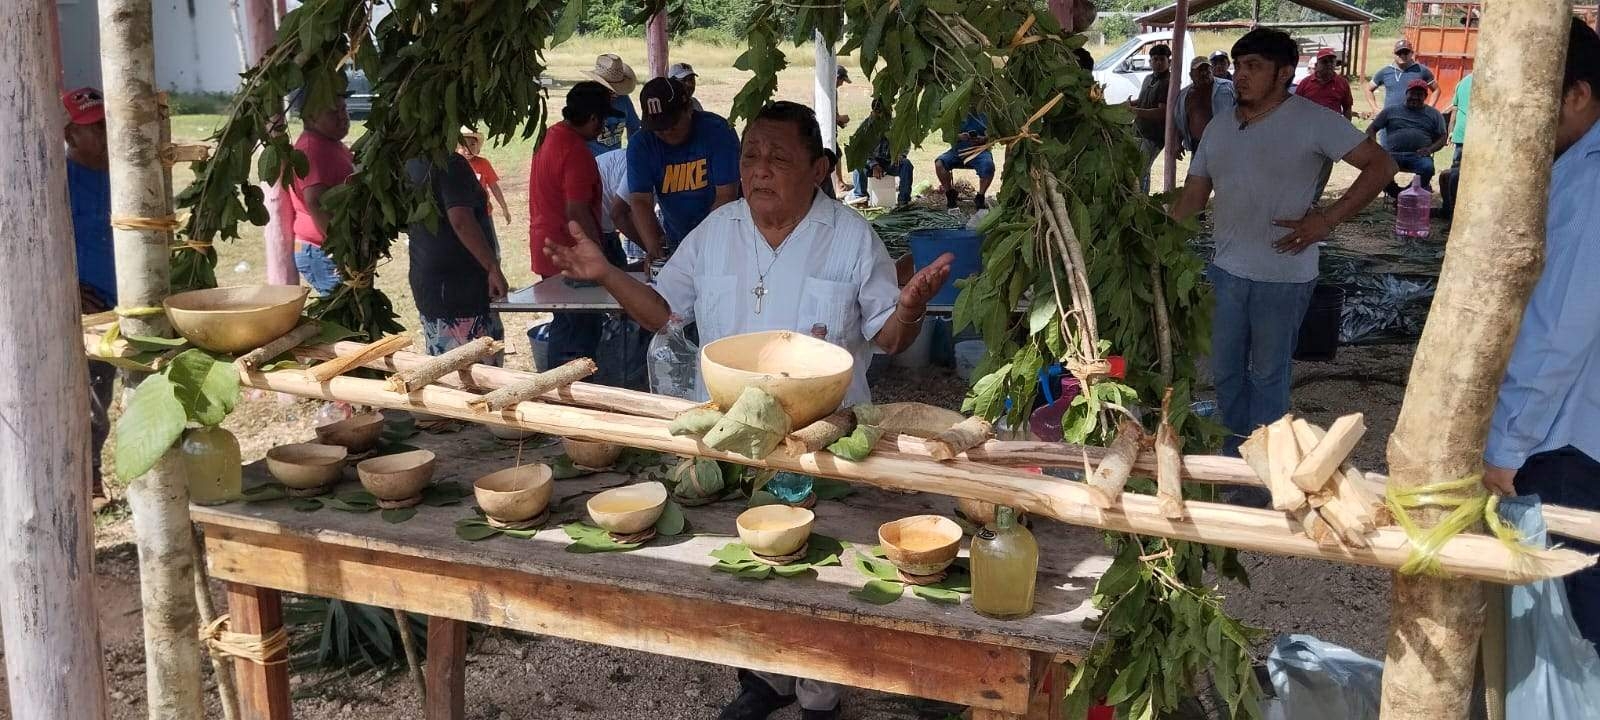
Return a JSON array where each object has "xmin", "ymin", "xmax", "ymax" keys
[
  {"xmin": 425, "ymin": 616, "xmax": 468, "ymax": 720},
  {"xmin": 225, "ymin": 583, "xmax": 291, "ymax": 720},
  {"xmin": 1025, "ymin": 652, "xmax": 1069, "ymax": 720}
]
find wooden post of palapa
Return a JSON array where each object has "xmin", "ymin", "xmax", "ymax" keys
[
  {"xmin": 1378, "ymin": 2, "xmax": 1573, "ymax": 717},
  {"xmin": 244, "ymin": 0, "xmax": 296, "ymax": 286},
  {"xmin": 100, "ymin": 0, "xmax": 206, "ymax": 717},
  {"xmin": 0, "ymin": 2, "xmax": 111, "ymax": 717}
]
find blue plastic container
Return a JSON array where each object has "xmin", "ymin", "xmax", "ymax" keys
[{"xmin": 908, "ymin": 228, "xmax": 982, "ymax": 307}]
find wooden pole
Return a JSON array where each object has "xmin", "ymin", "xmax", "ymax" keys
[
  {"xmin": 244, "ymin": 0, "xmax": 295, "ymax": 286},
  {"xmin": 646, "ymin": 12, "xmax": 668, "ymax": 79},
  {"xmin": 1161, "ymin": 0, "xmax": 1190, "ymax": 194},
  {"xmin": 98, "ymin": 0, "xmax": 206, "ymax": 717},
  {"xmin": 1377, "ymin": 2, "xmax": 1573, "ymax": 718},
  {"xmin": 0, "ymin": 3, "xmax": 111, "ymax": 719}
]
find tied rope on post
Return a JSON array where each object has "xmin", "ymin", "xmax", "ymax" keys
[
  {"xmin": 200, "ymin": 615, "xmax": 290, "ymax": 666},
  {"xmin": 1383, "ymin": 475, "xmax": 1532, "ymax": 577},
  {"xmin": 111, "ymin": 214, "xmax": 183, "ymax": 233}
]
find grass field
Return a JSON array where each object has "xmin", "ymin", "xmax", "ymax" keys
[{"xmin": 167, "ymin": 32, "xmax": 1419, "ymax": 361}]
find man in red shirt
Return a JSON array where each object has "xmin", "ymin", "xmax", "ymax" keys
[
  {"xmin": 1295, "ymin": 48, "xmax": 1354, "ymax": 119},
  {"xmin": 528, "ymin": 81, "xmax": 624, "ymax": 367},
  {"xmin": 287, "ymin": 93, "xmax": 354, "ymax": 295}
]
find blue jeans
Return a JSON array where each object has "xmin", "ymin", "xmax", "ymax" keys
[
  {"xmin": 1138, "ymin": 138, "xmax": 1162, "ymax": 194},
  {"xmin": 936, "ymin": 147, "xmax": 995, "ymax": 180},
  {"xmin": 1391, "ymin": 151, "xmax": 1436, "ymax": 190},
  {"xmin": 1208, "ymin": 265, "xmax": 1316, "ymax": 456},
  {"xmin": 1515, "ymin": 447, "xmax": 1600, "ymax": 645},
  {"xmin": 852, "ymin": 159, "xmax": 914, "ymax": 207},
  {"xmin": 294, "ymin": 242, "xmax": 340, "ymax": 295}
]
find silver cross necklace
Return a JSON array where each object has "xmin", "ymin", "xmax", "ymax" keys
[{"xmin": 751, "ymin": 235, "xmax": 792, "ymax": 315}]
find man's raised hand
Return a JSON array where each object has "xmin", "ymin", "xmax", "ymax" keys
[{"xmin": 543, "ymin": 220, "xmax": 613, "ymax": 282}]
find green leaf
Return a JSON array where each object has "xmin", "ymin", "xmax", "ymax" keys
[
  {"xmin": 668, "ymin": 407, "xmax": 724, "ymax": 437},
  {"xmin": 852, "ymin": 550, "xmax": 902, "ymax": 581},
  {"xmin": 826, "ymin": 421, "xmax": 883, "ymax": 461},
  {"xmin": 256, "ymin": 143, "xmax": 280, "ymax": 183},
  {"xmin": 747, "ymin": 490, "xmax": 781, "ymax": 507},
  {"xmin": 311, "ymin": 320, "xmax": 361, "ymax": 345},
  {"xmin": 240, "ymin": 484, "xmax": 288, "ymax": 502},
  {"xmin": 421, "ymin": 481, "xmax": 466, "ymax": 506},
  {"xmin": 710, "ymin": 543, "xmax": 757, "ymax": 565},
  {"xmin": 166, "ymin": 349, "xmax": 240, "ymax": 426},
  {"xmin": 702, "ymin": 387, "xmax": 790, "ymax": 459},
  {"xmin": 654, "ymin": 501, "xmax": 686, "ymax": 536},
  {"xmin": 771, "ymin": 563, "xmax": 813, "ymax": 577},
  {"xmin": 551, "ymin": 0, "xmax": 586, "ymax": 45},
  {"xmin": 291, "ymin": 498, "xmax": 324, "ymax": 512},
  {"xmin": 1103, "ymin": 651, "xmax": 1153, "ymax": 706},
  {"xmin": 1095, "ymin": 543, "xmax": 1145, "ymax": 597},
  {"xmin": 113, "ymin": 374, "xmax": 188, "ymax": 481},
  {"xmin": 733, "ymin": 565, "xmax": 774, "ymax": 580},
  {"xmin": 455, "ymin": 523, "xmax": 500, "ymax": 541},
  {"xmin": 124, "ymin": 334, "xmax": 189, "ymax": 352},
  {"xmin": 909, "ymin": 585, "xmax": 962, "ymax": 604},
  {"xmin": 381, "ymin": 507, "xmax": 417, "ymax": 524},
  {"xmin": 850, "ymin": 579, "xmax": 906, "ymax": 604}
]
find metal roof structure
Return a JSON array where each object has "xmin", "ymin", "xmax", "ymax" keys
[{"xmin": 1137, "ymin": 0, "xmax": 1382, "ymax": 26}]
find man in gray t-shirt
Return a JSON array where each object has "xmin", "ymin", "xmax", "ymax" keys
[
  {"xmin": 1368, "ymin": 79, "xmax": 1449, "ymax": 190},
  {"xmin": 1173, "ymin": 28, "xmax": 1397, "ymax": 459}
]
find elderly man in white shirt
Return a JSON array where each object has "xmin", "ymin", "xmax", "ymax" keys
[{"xmin": 546, "ymin": 101, "xmax": 953, "ymax": 720}]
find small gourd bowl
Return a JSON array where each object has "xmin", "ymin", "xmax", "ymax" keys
[
  {"xmin": 315, "ymin": 412, "xmax": 386, "ymax": 454},
  {"xmin": 736, "ymin": 505, "xmax": 815, "ymax": 558},
  {"xmin": 586, "ymin": 482, "xmax": 668, "ymax": 534},
  {"xmin": 878, "ymin": 514, "xmax": 963, "ymax": 577},
  {"xmin": 473, "ymin": 464, "xmax": 554, "ymax": 523},
  {"xmin": 700, "ymin": 330, "xmax": 854, "ymax": 427},
  {"xmin": 563, "ymin": 438, "xmax": 622, "ymax": 470},
  {"xmin": 264, "ymin": 443, "xmax": 348, "ymax": 491},
  {"xmin": 356, "ymin": 450, "xmax": 437, "ymax": 502},
  {"xmin": 488, "ymin": 423, "xmax": 540, "ymax": 443},
  {"xmin": 162, "ymin": 285, "xmax": 308, "ymax": 354}
]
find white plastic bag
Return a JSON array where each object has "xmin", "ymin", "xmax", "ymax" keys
[
  {"xmin": 1265, "ymin": 634, "xmax": 1383, "ymax": 720},
  {"xmin": 1501, "ymin": 496, "xmax": 1600, "ymax": 720}
]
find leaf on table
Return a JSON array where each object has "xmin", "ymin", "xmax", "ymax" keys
[
  {"xmin": 240, "ymin": 484, "xmax": 289, "ymax": 502},
  {"xmin": 381, "ymin": 507, "xmax": 418, "ymax": 524},
  {"xmin": 371, "ymin": 441, "xmax": 422, "ymax": 458},
  {"xmin": 166, "ymin": 349, "xmax": 240, "ymax": 426},
  {"xmin": 702, "ymin": 387, "xmax": 790, "ymax": 459},
  {"xmin": 850, "ymin": 579, "xmax": 907, "ymax": 605},
  {"xmin": 909, "ymin": 585, "xmax": 963, "ymax": 604},
  {"xmin": 421, "ymin": 481, "xmax": 467, "ymax": 506},
  {"xmin": 291, "ymin": 498, "xmax": 324, "ymax": 512},
  {"xmin": 380, "ymin": 414, "xmax": 419, "ymax": 443},
  {"xmin": 851, "ymin": 551, "xmax": 902, "ymax": 581},
  {"xmin": 668, "ymin": 407, "xmax": 724, "ymax": 437},
  {"xmin": 113, "ymin": 373, "xmax": 188, "ymax": 481},
  {"xmin": 747, "ymin": 490, "xmax": 781, "ymax": 507},
  {"xmin": 548, "ymin": 455, "xmax": 583, "ymax": 479},
  {"xmin": 654, "ymin": 500, "xmax": 686, "ymax": 536},
  {"xmin": 709, "ymin": 543, "xmax": 757, "ymax": 566},
  {"xmin": 811, "ymin": 478, "xmax": 855, "ymax": 501},
  {"xmin": 732, "ymin": 565, "xmax": 774, "ymax": 580},
  {"xmin": 499, "ymin": 527, "xmax": 541, "ymax": 539},
  {"xmin": 807, "ymin": 534, "xmax": 846, "ymax": 562},
  {"xmin": 771, "ymin": 563, "xmax": 814, "ymax": 578},
  {"xmin": 455, "ymin": 523, "xmax": 500, "ymax": 541}
]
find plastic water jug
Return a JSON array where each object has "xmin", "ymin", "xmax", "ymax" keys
[{"xmin": 1395, "ymin": 176, "xmax": 1432, "ymax": 239}]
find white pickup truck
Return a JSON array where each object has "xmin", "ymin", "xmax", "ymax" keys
[{"xmin": 1092, "ymin": 31, "xmax": 1198, "ymax": 105}]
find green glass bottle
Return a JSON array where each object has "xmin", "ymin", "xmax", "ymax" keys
[
  {"xmin": 179, "ymin": 426, "xmax": 242, "ymax": 506},
  {"xmin": 970, "ymin": 505, "xmax": 1038, "ymax": 619}
]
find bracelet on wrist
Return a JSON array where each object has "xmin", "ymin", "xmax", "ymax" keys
[{"xmin": 896, "ymin": 303, "xmax": 927, "ymax": 325}]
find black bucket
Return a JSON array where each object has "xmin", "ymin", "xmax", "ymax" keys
[{"xmin": 1294, "ymin": 284, "xmax": 1345, "ymax": 362}]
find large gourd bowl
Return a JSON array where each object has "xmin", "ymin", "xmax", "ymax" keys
[
  {"xmin": 473, "ymin": 464, "xmax": 555, "ymax": 523},
  {"xmin": 587, "ymin": 482, "xmax": 669, "ymax": 534},
  {"xmin": 699, "ymin": 331, "xmax": 854, "ymax": 428},
  {"xmin": 878, "ymin": 514, "xmax": 963, "ymax": 576},
  {"xmin": 264, "ymin": 443, "xmax": 348, "ymax": 490},
  {"xmin": 356, "ymin": 450, "xmax": 437, "ymax": 502},
  {"xmin": 315, "ymin": 412, "xmax": 386, "ymax": 454},
  {"xmin": 736, "ymin": 505, "xmax": 815, "ymax": 557},
  {"xmin": 163, "ymin": 285, "xmax": 309, "ymax": 354}
]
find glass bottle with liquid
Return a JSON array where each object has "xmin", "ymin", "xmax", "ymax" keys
[
  {"xmin": 970, "ymin": 505, "xmax": 1038, "ymax": 619},
  {"xmin": 179, "ymin": 426, "xmax": 242, "ymax": 505}
]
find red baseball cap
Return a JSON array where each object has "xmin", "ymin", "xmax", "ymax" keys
[
  {"xmin": 62, "ymin": 87, "xmax": 105, "ymax": 125},
  {"xmin": 1316, "ymin": 48, "xmax": 1337, "ymax": 60},
  {"xmin": 1406, "ymin": 78, "xmax": 1430, "ymax": 91}
]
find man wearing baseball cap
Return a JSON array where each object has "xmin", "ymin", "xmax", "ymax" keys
[
  {"xmin": 1366, "ymin": 77, "xmax": 1448, "ymax": 193},
  {"xmin": 585, "ymin": 54, "xmax": 643, "ymax": 156},
  {"xmin": 626, "ymin": 77, "xmax": 741, "ymax": 259},
  {"xmin": 63, "ymin": 87, "xmax": 114, "ymax": 511},
  {"xmin": 1295, "ymin": 48, "xmax": 1353, "ymax": 119},
  {"xmin": 667, "ymin": 62, "xmax": 704, "ymax": 112},
  {"xmin": 528, "ymin": 81, "xmax": 628, "ymax": 369},
  {"xmin": 1210, "ymin": 49, "xmax": 1233, "ymax": 80},
  {"xmin": 1172, "ymin": 56, "xmax": 1236, "ymax": 154},
  {"xmin": 1366, "ymin": 38, "xmax": 1437, "ymax": 116}
]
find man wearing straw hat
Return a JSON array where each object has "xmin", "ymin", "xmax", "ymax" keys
[{"xmin": 585, "ymin": 53, "xmax": 642, "ymax": 156}]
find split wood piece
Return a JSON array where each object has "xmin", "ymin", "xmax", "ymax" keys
[
  {"xmin": 1155, "ymin": 424, "xmax": 1185, "ymax": 520},
  {"xmin": 784, "ymin": 410, "xmax": 857, "ymax": 455},
  {"xmin": 1264, "ymin": 418, "xmax": 1309, "ymax": 512},
  {"xmin": 236, "ymin": 322, "xmax": 320, "ymax": 370},
  {"xmin": 1290, "ymin": 413, "xmax": 1366, "ymax": 493},
  {"xmin": 305, "ymin": 334, "xmax": 410, "ymax": 383},
  {"xmin": 927, "ymin": 417, "xmax": 996, "ymax": 462},
  {"xmin": 467, "ymin": 358, "xmax": 597, "ymax": 412},
  {"xmin": 1087, "ymin": 419, "xmax": 1144, "ymax": 509},
  {"xmin": 1292, "ymin": 419, "xmax": 1378, "ymax": 534},
  {"xmin": 226, "ymin": 369, "xmax": 1596, "ymax": 584},
  {"xmin": 384, "ymin": 336, "xmax": 502, "ymax": 394},
  {"xmin": 1240, "ymin": 429, "xmax": 1335, "ymax": 543}
]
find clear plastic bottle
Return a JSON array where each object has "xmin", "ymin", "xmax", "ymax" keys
[
  {"xmin": 179, "ymin": 426, "xmax": 242, "ymax": 506},
  {"xmin": 970, "ymin": 505, "xmax": 1039, "ymax": 619},
  {"xmin": 1395, "ymin": 176, "xmax": 1433, "ymax": 239}
]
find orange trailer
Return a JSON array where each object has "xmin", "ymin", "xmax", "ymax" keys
[{"xmin": 1404, "ymin": 1, "xmax": 1598, "ymax": 109}]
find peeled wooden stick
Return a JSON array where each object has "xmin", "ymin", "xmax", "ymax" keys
[
  {"xmin": 1088, "ymin": 419, "xmax": 1144, "ymax": 509},
  {"xmin": 927, "ymin": 416, "xmax": 996, "ymax": 462},
  {"xmin": 305, "ymin": 333, "xmax": 410, "ymax": 383},
  {"xmin": 468, "ymin": 358, "xmax": 597, "ymax": 412},
  {"xmin": 1155, "ymin": 391, "xmax": 1185, "ymax": 519},
  {"xmin": 384, "ymin": 336, "xmax": 502, "ymax": 394},
  {"xmin": 236, "ymin": 322, "xmax": 319, "ymax": 370},
  {"xmin": 1265, "ymin": 418, "xmax": 1309, "ymax": 512},
  {"xmin": 1336, "ymin": 465, "xmax": 1380, "ymax": 530},
  {"xmin": 783, "ymin": 410, "xmax": 857, "ymax": 455},
  {"xmin": 1290, "ymin": 413, "xmax": 1366, "ymax": 492},
  {"xmin": 1241, "ymin": 428, "xmax": 1334, "ymax": 543}
]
